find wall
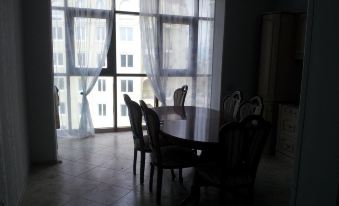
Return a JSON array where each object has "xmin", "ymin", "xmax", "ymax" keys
[
  {"xmin": 220, "ymin": 0, "xmax": 307, "ymax": 101},
  {"xmin": 220, "ymin": 0, "xmax": 275, "ymax": 99},
  {"xmin": 276, "ymin": 0, "xmax": 308, "ymax": 12},
  {"xmin": 22, "ymin": 0, "xmax": 58, "ymax": 163},
  {"xmin": 210, "ymin": 0, "xmax": 226, "ymax": 110},
  {"xmin": 294, "ymin": 0, "xmax": 339, "ymax": 205},
  {"xmin": 0, "ymin": 0, "xmax": 29, "ymax": 204}
]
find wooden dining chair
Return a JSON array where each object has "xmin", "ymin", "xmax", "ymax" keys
[
  {"xmin": 221, "ymin": 91, "xmax": 243, "ymax": 124},
  {"xmin": 238, "ymin": 95, "xmax": 264, "ymax": 122},
  {"xmin": 182, "ymin": 115, "xmax": 271, "ymax": 206},
  {"xmin": 123, "ymin": 94, "xmax": 151, "ymax": 185},
  {"xmin": 140, "ymin": 100, "xmax": 198, "ymax": 205},
  {"xmin": 173, "ymin": 85, "xmax": 188, "ymax": 106}
]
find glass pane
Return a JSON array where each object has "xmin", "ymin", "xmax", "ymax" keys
[
  {"xmin": 116, "ymin": 14, "xmax": 144, "ymax": 74},
  {"xmin": 197, "ymin": 20, "xmax": 213, "ymax": 74},
  {"xmin": 52, "ymin": 10, "xmax": 66, "ymax": 73},
  {"xmin": 199, "ymin": 0, "xmax": 215, "ymax": 18},
  {"xmin": 68, "ymin": 0, "xmax": 112, "ymax": 10},
  {"xmin": 115, "ymin": 0, "xmax": 139, "ymax": 12},
  {"xmin": 51, "ymin": 0, "xmax": 64, "ymax": 7},
  {"xmin": 160, "ymin": 0, "xmax": 195, "ymax": 16},
  {"xmin": 165, "ymin": 77, "xmax": 193, "ymax": 106},
  {"xmin": 74, "ymin": 18, "xmax": 108, "ymax": 68},
  {"xmin": 196, "ymin": 76, "xmax": 211, "ymax": 107},
  {"xmin": 163, "ymin": 23, "xmax": 190, "ymax": 70},
  {"xmin": 117, "ymin": 77, "xmax": 155, "ymax": 127},
  {"xmin": 54, "ymin": 76, "xmax": 68, "ymax": 130},
  {"xmin": 70, "ymin": 76, "xmax": 114, "ymax": 129}
]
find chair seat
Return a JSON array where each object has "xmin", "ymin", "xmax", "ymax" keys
[
  {"xmin": 134, "ymin": 135, "xmax": 152, "ymax": 152},
  {"xmin": 196, "ymin": 165, "xmax": 254, "ymax": 188},
  {"xmin": 152, "ymin": 145, "xmax": 198, "ymax": 168}
]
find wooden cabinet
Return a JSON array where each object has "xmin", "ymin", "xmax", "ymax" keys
[
  {"xmin": 258, "ymin": 12, "xmax": 304, "ymax": 154},
  {"xmin": 276, "ymin": 104, "xmax": 299, "ymax": 158}
]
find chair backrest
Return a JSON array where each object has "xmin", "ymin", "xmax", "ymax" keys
[
  {"xmin": 221, "ymin": 91, "xmax": 242, "ymax": 123},
  {"xmin": 140, "ymin": 100, "xmax": 162, "ymax": 164},
  {"xmin": 123, "ymin": 94, "xmax": 145, "ymax": 147},
  {"xmin": 218, "ymin": 115, "xmax": 270, "ymax": 179},
  {"xmin": 238, "ymin": 96, "xmax": 263, "ymax": 121},
  {"xmin": 173, "ymin": 85, "xmax": 188, "ymax": 106}
]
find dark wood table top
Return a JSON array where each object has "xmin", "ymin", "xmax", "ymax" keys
[{"xmin": 152, "ymin": 106, "xmax": 220, "ymax": 149}]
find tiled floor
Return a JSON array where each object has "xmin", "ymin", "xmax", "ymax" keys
[{"xmin": 21, "ymin": 132, "xmax": 294, "ymax": 206}]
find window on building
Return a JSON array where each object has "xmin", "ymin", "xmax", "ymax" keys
[
  {"xmin": 52, "ymin": 25, "xmax": 63, "ymax": 40},
  {"xmin": 96, "ymin": 26, "xmax": 106, "ymax": 41},
  {"xmin": 120, "ymin": 54, "xmax": 133, "ymax": 67},
  {"xmin": 120, "ymin": 27, "xmax": 133, "ymax": 41},
  {"xmin": 121, "ymin": 79, "xmax": 133, "ymax": 92},
  {"xmin": 75, "ymin": 25, "xmax": 86, "ymax": 41},
  {"xmin": 121, "ymin": 104, "xmax": 128, "ymax": 116},
  {"xmin": 60, "ymin": 102, "xmax": 66, "ymax": 114},
  {"xmin": 53, "ymin": 53, "xmax": 64, "ymax": 66},
  {"xmin": 96, "ymin": 0, "xmax": 105, "ymax": 9},
  {"xmin": 56, "ymin": 78, "xmax": 65, "ymax": 90},
  {"xmin": 98, "ymin": 104, "xmax": 107, "ymax": 116},
  {"xmin": 77, "ymin": 52, "xmax": 87, "ymax": 67},
  {"xmin": 98, "ymin": 79, "xmax": 106, "ymax": 91}
]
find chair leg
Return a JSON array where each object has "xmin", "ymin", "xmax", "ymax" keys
[
  {"xmin": 140, "ymin": 151, "xmax": 146, "ymax": 185},
  {"xmin": 171, "ymin": 169, "xmax": 176, "ymax": 180},
  {"xmin": 133, "ymin": 149, "xmax": 137, "ymax": 175},
  {"xmin": 179, "ymin": 168, "xmax": 183, "ymax": 184},
  {"xmin": 149, "ymin": 163, "xmax": 154, "ymax": 192},
  {"xmin": 156, "ymin": 167, "xmax": 163, "ymax": 205}
]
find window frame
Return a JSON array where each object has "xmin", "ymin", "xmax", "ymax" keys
[{"xmin": 51, "ymin": 0, "xmax": 212, "ymax": 131}]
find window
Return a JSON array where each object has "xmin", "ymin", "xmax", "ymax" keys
[
  {"xmin": 52, "ymin": 25, "xmax": 63, "ymax": 40},
  {"xmin": 51, "ymin": 0, "xmax": 212, "ymax": 129},
  {"xmin": 53, "ymin": 53, "xmax": 64, "ymax": 66},
  {"xmin": 78, "ymin": 79, "xmax": 83, "ymax": 91},
  {"xmin": 75, "ymin": 25, "xmax": 86, "ymax": 41},
  {"xmin": 98, "ymin": 79, "xmax": 106, "ymax": 91},
  {"xmin": 121, "ymin": 104, "xmax": 127, "ymax": 116},
  {"xmin": 59, "ymin": 102, "xmax": 66, "ymax": 114},
  {"xmin": 96, "ymin": 26, "xmax": 106, "ymax": 41},
  {"xmin": 120, "ymin": 54, "xmax": 133, "ymax": 67},
  {"xmin": 120, "ymin": 27, "xmax": 133, "ymax": 41},
  {"xmin": 77, "ymin": 52, "xmax": 87, "ymax": 67},
  {"xmin": 162, "ymin": 22, "xmax": 192, "ymax": 71},
  {"xmin": 98, "ymin": 104, "xmax": 106, "ymax": 116},
  {"xmin": 56, "ymin": 78, "xmax": 65, "ymax": 90},
  {"xmin": 121, "ymin": 79, "xmax": 133, "ymax": 92},
  {"xmin": 96, "ymin": 0, "xmax": 105, "ymax": 9}
]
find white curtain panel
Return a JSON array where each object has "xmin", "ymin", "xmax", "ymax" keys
[
  {"xmin": 140, "ymin": 0, "xmax": 215, "ymax": 107},
  {"xmin": 52, "ymin": 0, "xmax": 113, "ymax": 138}
]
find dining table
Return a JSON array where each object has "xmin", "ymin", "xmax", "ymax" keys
[{"xmin": 152, "ymin": 106, "xmax": 221, "ymax": 150}]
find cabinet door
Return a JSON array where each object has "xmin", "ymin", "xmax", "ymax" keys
[
  {"xmin": 258, "ymin": 14, "xmax": 280, "ymax": 101},
  {"xmin": 0, "ymin": 125, "xmax": 6, "ymax": 205}
]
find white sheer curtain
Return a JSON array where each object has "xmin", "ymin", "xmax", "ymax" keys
[
  {"xmin": 140, "ymin": 0, "xmax": 215, "ymax": 107},
  {"xmin": 52, "ymin": 0, "xmax": 113, "ymax": 138}
]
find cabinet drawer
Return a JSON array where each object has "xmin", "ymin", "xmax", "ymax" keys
[
  {"xmin": 278, "ymin": 137, "xmax": 296, "ymax": 157},
  {"xmin": 281, "ymin": 105, "xmax": 298, "ymax": 118},
  {"xmin": 280, "ymin": 117, "xmax": 298, "ymax": 136}
]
